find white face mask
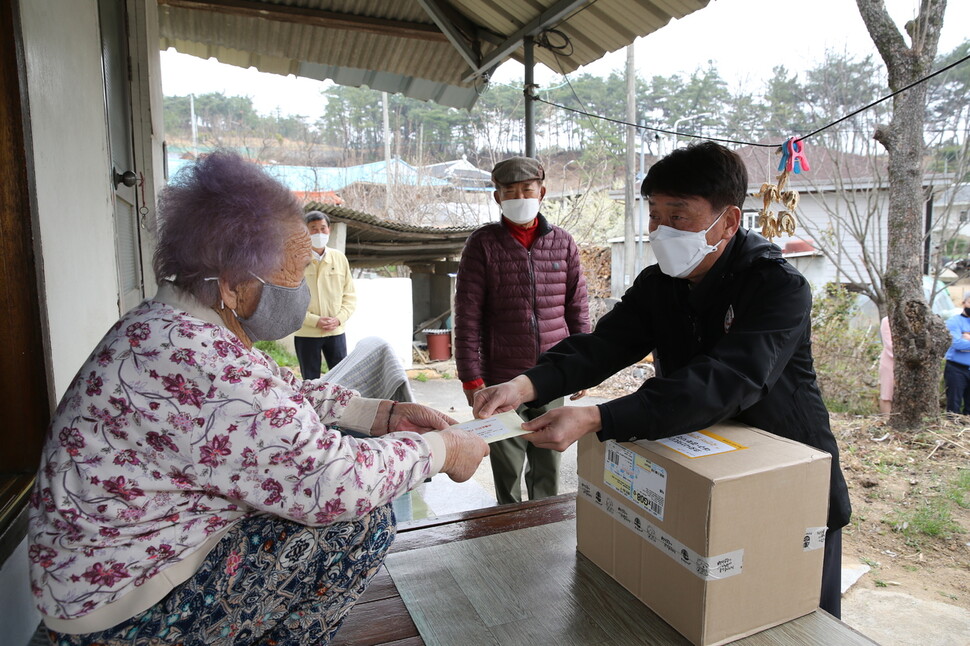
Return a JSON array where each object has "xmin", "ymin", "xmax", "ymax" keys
[
  {"xmin": 650, "ymin": 207, "xmax": 728, "ymax": 279},
  {"xmin": 501, "ymin": 198, "xmax": 541, "ymax": 225},
  {"xmin": 310, "ymin": 233, "xmax": 329, "ymax": 249}
]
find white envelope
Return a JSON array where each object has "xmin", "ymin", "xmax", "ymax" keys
[{"xmin": 450, "ymin": 410, "xmax": 529, "ymax": 443}]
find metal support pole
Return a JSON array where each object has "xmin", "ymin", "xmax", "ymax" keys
[
  {"xmin": 637, "ymin": 124, "xmax": 646, "ymax": 274},
  {"xmin": 382, "ymin": 91, "xmax": 393, "ymax": 218},
  {"xmin": 190, "ymin": 93, "xmax": 198, "ymax": 157},
  {"xmin": 623, "ymin": 44, "xmax": 636, "ymax": 287},
  {"xmin": 524, "ymin": 35, "xmax": 535, "ymax": 158}
]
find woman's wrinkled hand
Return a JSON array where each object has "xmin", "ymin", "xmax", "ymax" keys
[
  {"xmin": 376, "ymin": 402, "xmax": 457, "ymax": 436},
  {"xmin": 437, "ymin": 428, "xmax": 489, "ymax": 483}
]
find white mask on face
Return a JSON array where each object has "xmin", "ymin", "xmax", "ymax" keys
[
  {"xmin": 310, "ymin": 233, "xmax": 329, "ymax": 249},
  {"xmin": 650, "ymin": 207, "xmax": 728, "ymax": 279},
  {"xmin": 501, "ymin": 198, "xmax": 541, "ymax": 225}
]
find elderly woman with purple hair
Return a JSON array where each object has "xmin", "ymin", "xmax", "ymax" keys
[{"xmin": 28, "ymin": 150, "xmax": 489, "ymax": 645}]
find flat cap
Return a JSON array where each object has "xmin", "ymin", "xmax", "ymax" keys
[{"xmin": 491, "ymin": 156, "xmax": 545, "ymax": 186}]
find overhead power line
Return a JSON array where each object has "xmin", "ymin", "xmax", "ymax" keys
[{"xmin": 528, "ymin": 44, "xmax": 970, "ymax": 149}]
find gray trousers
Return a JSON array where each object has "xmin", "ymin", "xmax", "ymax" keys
[{"xmin": 489, "ymin": 398, "xmax": 564, "ymax": 505}]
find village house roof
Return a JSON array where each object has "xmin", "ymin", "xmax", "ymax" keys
[
  {"xmin": 305, "ymin": 201, "xmax": 477, "ymax": 268},
  {"xmin": 734, "ymin": 143, "xmax": 954, "ymax": 192}
]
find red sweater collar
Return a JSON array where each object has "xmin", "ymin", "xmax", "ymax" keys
[{"xmin": 502, "ymin": 216, "xmax": 540, "ymax": 249}]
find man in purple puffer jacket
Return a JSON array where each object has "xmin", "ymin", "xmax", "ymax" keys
[{"xmin": 455, "ymin": 156, "xmax": 590, "ymax": 504}]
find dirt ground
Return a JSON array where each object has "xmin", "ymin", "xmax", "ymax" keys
[
  {"xmin": 834, "ymin": 414, "xmax": 970, "ymax": 610},
  {"xmin": 588, "ymin": 367, "xmax": 970, "ymax": 612}
]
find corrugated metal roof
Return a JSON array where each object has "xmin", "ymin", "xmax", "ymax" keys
[
  {"xmin": 158, "ymin": 0, "xmax": 711, "ymax": 110},
  {"xmin": 306, "ymin": 202, "xmax": 477, "ymax": 267}
]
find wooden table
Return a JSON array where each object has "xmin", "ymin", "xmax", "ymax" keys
[{"xmin": 332, "ymin": 494, "xmax": 877, "ymax": 646}]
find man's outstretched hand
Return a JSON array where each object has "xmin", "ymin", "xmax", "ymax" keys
[
  {"xmin": 520, "ymin": 406, "xmax": 602, "ymax": 452},
  {"xmin": 472, "ymin": 375, "xmax": 537, "ymax": 419}
]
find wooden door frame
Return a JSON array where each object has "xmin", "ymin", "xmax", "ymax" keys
[
  {"xmin": 0, "ymin": 0, "xmax": 54, "ymax": 565},
  {"xmin": 127, "ymin": 0, "xmax": 160, "ymax": 298}
]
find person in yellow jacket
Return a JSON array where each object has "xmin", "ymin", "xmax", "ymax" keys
[{"xmin": 295, "ymin": 211, "xmax": 357, "ymax": 379}]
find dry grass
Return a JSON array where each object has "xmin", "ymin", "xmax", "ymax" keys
[{"xmin": 830, "ymin": 413, "xmax": 969, "ymax": 606}]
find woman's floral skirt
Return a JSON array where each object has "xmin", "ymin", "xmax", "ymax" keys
[{"xmin": 48, "ymin": 504, "xmax": 396, "ymax": 645}]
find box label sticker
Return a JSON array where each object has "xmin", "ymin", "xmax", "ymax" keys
[
  {"xmin": 603, "ymin": 440, "xmax": 667, "ymax": 521},
  {"xmin": 803, "ymin": 526, "xmax": 827, "ymax": 551},
  {"xmin": 579, "ymin": 478, "xmax": 744, "ymax": 581},
  {"xmin": 652, "ymin": 430, "xmax": 747, "ymax": 458}
]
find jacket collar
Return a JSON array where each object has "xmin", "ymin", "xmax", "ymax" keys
[
  {"xmin": 688, "ymin": 228, "xmax": 782, "ymax": 311},
  {"xmin": 499, "ymin": 212, "xmax": 551, "ymax": 237},
  {"xmin": 153, "ymin": 282, "xmax": 225, "ymax": 327},
  {"xmin": 535, "ymin": 213, "xmax": 552, "ymax": 236}
]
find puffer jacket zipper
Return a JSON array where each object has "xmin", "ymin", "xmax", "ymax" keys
[{"xmin": 528, "ymin": 248, "xmax": 541, "ymax": 360}]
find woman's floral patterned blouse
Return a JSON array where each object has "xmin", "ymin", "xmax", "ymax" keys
[{"xmin": 28, "ymin": 299, "xmax": 433, "ymax": 620}]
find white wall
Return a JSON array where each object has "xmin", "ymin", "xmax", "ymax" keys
[
  {"xmin": 5, "ymin": 2, "xmax": 164, "ymax": 643},
  {"xmin": 7, "ymin": 3, "xmax": 117, "ymax": 642},
  {"xmin": 278, "ymin": 278, "xmax": 415, "ymax": 369},
  {"xmin": 346, "ymin": 277, "xmax": 415, "ymax": 367},
  {"xmin": 741, "ymin": 186, "xmax": 891, "ymax": 289},
  {"xmin": 23, "ymin": 0, "xmax": 121, "ymax": 397},
  {"xmin": 800, "ymin": 190, "xmax": 887, "ymax": 287}
]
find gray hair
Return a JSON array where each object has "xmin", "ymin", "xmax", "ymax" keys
[{"xmin": 153, "ymin": 150, "xmax": 302, "ymax": 305}]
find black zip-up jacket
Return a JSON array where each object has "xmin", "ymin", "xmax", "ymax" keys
[{"xmin": 524, "ymin": 228, "xmax": 851, "ymax": 529}]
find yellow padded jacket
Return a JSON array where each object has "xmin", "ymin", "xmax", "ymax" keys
[{"xmin": 297, "ymin": 247, "xmax": 356, "ymax": 337}]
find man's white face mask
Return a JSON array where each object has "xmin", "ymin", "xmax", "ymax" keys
[
  {"xmin": 501, "ymin": 198, "xmax": 541, "ymax": 225},
  {"xmin": 649, "ymin": 207, "xmax": 728, "ymax": 278},
  {"xmin": 310, "ymin": 233, "xmax": 329, "ymax": 249}
]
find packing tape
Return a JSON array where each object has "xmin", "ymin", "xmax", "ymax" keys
[
  {"xmin": 803, "ymin": 526, "xmax": 827, "ymax": 551},
  {"xmin": 578, "ymin": 477, "xmax": 744, "ymax": 581}
]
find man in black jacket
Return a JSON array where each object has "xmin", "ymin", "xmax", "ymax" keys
[{"xmin": 474, "ymin": 141, "xmax": 850, "ymax": 617}]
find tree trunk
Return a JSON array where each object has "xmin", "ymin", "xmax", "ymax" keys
[{"xmin": 856, "ymin": 0, "xmax": 950, "ymax": 429}]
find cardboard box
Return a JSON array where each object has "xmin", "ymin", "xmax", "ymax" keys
[{"xmin": 576, "ymin": 423, "xmax": 831, "ymax": 646}]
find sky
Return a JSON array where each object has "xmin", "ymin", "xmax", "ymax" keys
[{"xmin": 160, "ymin": 0, "xmax": 970, "ymax": 123}]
